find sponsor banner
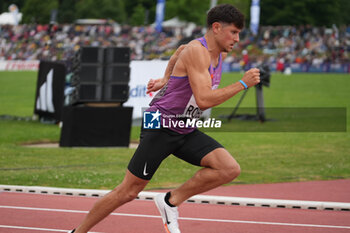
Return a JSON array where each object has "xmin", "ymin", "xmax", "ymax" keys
[
  {"xmin": 34, "ymin": 61, "xmax": 66, "ymax": 122},
  {"xmin": 0, "ymin": 60, "xmax": 39, "ymax": 71},
  {"xmin": 124, "ymin": 60, "xmax": 168, "ymax": 119}
]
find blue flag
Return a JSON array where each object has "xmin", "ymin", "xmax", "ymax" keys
[
  {"xmin": 250, "ymin": 0, "xmax": 260, "ymax": 36},
  {"xmin": 155, "ymin": 0, "xmax": 166, "ymax": 32}
]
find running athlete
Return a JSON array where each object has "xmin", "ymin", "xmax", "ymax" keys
[{"xmin": 69, "ymin": 4, "xmax": 260, "ymax": 233}]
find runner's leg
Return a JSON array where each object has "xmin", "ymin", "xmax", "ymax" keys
[
  {"xmin": 169, "ymin": 148, "xmax": 240, "ymax": 206},
  {"xmin": 75, "ymin": 128, "xmax": 182, "ymax": 233},
  {"xmin": 74, "ymin": 170, "xmax": 149, "ymax": 233}
]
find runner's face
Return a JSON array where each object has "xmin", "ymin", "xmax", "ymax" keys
[{"xmin": 216, "ymin": 23, "xmax": 241, "ymax": 52}]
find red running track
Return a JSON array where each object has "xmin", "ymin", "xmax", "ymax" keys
[
  {"xmin": 1, "ymin": 191, "xmax": 350, "ymax": 233},
  {"xmin": 157, "ymin": 179, "xmax": 350, "ymax": 202}
]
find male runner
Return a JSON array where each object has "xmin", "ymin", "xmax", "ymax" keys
[{"xmin": 69, "ymin": 4, "xmax": 260, "ymax": 233}]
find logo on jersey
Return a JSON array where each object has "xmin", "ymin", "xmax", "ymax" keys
[{"xmin": 143, "ymin": 110, "xmax": 161, "ymax": 129}]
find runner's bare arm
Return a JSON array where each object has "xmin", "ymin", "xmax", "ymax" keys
[
  {"xmin": 182, "ymin": 44, "xmax": 260, "ymax": 110},
  {"xmin": 146, "ymin": 45, "xmax": 187, "ymax": 94}
]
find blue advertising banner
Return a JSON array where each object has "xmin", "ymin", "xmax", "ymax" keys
[
  {"xmin": 250, "ymin": 0, "xmax": 260, "ymax": 36},
  {"xmin": 222, "ymin": 62, "xmax": 350, "ymax": 73},
  {"xmin": 155, "ymin": 0, "xmax": 166, "ymax": 32}
]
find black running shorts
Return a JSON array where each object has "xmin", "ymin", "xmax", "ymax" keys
[{"xmin": 127, "ymin": 128, "xmax": 224, "ymax": 180}]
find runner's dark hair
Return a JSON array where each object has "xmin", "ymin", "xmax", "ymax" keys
[{"xmin": 207, "ymin": 4, "xmax": 245, "ymax": 29}]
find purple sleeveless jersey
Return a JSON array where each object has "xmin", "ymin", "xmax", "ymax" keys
[{"xmin": 147, "ymin": 37, "xmax": 223, "ymax": 134}]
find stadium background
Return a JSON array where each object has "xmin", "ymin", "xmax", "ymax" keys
[{"xmin": 0, "ymin": 0, "xmax": 349, "ymax": 190}]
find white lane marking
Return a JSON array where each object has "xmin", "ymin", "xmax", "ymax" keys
[
  {"xmin": 1, "ymin": 205, "xmax": 350, "ymax": 230},
  {"xmin": 0, "ymin": 224, "xmax": 101, "ymax": 232},
  {"xmin": 2, "ymin": 184, "xmax": 350, "ymax": 211}
]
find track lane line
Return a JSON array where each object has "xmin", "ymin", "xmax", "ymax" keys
[
  {"xmin": 0, "ymin": 224, "xmax": 101, "ymax": 232},
  {"xmin": 1, "ymin": 205, "xmax": 350, "ymax": 230},
  {"xmin": 2, "ymin": 185, "xmax": 350, "ymax": 211}
]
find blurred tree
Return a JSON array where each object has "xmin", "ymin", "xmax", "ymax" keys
[
  {"xmin": 125, "ymin": 0, "xmax": 155, "ymax": 24},
  {"xmin": 22, "ymin": 0, "xmax": 58, "ymax": 24},
  {"xmin": 338, "ymin": 0, "xmax": 350, "ymax": 24},
  {"xmin": 306, "ymin": 0, "xmax": 340, "ymax": 26},
  {"xmin": 166, "ymin": 0, "xmax": 209, "ymax": 25},
  {"xmin": 260, "ymin": 0, "xmax": 311, "ymax": 25},
  {"xmin": 259, "ymin": 0, "xmax": 348, "ymax": 26},
  {"xmin": 130, "ymin": 3, "xmax": 146, "ymax": 26},
  {"xmin": 103, "ymin": 0, "xmax": 126, "ymax": 23},
  {"xmin": 165, "ymin": 0, "xmax": 251, "ymax": 26},
  {"xmin": 142, "ymin": 0, "xmax": 156, "ymax": 24},
  {"xmin": 0, "ymin": 0, "xmax": 25, "ymax": 13},
  {"xmin": 76, "ymin": 0, "xmax": 126, "ymax": 23},
  {"xmin": 57, "ymin": 0, "xmax": 77, "ymax": 23},
  {"xmin": 5, "ymin": 0, "xmax": 350, "ymax": 26},
  {"xmin": 218, "ymin": 0, "xmax": 250, "ymax": 19}
]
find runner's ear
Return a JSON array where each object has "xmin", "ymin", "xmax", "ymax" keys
[{"xmin": 212, "ymin": 22, "xmax": 222, "ymax": 34}]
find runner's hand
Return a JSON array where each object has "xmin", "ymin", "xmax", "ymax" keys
[
  {"xmin": 146, "ymin": 78, "xmax": 165, "ymax": 94},
  {"xmin": 241, "ymin": 68, "xmax": 260, "ymax": 88}
]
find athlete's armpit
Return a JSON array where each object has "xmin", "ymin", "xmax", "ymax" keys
[{"xmin": 147, "ymin": 45, "xmax": 187, "ymax": 94}]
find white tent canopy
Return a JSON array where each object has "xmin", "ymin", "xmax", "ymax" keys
[
  {"xmin": 151, "ymin": 17, "xmax": 198, "ymax": 37},
  {"xmin": 162, "ymin": 17, "xmax": 187, "ymax": 27},
  {"xmin": 151, "ymin": 17, "xmax": 188, "ymax": 28},
  {"xmin": 0, "ymin": 12, "xmax": 22, "ymax": 25}
]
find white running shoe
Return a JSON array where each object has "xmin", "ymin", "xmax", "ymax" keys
[{"xmin": 154, "ymin": 193, "xmax": 181, "ymax": 233}]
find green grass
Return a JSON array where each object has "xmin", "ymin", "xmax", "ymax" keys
[
  {"xmin": 0, "ymin": 71, "xmax": 38, "ymax": 116},
  {"xmin": 0, "ymin": 71, "xmax": 349, "ymax": 190}
]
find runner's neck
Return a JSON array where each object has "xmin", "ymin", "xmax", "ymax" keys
[{"xmin": 204, "ymin": 33, "xmax": 221, "ymax": 66}]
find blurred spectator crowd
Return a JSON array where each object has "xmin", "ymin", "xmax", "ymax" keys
[
  {"xmin": 0, "ymin": 23, "xmax": 349, "ymax": 68},
  {"xmin": 229, "ymin": 25, "xmax": 350, "ymax": 72}
]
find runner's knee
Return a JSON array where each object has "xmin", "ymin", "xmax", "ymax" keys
[
  {"xmin": 219, "ymin": 162, "xmax": 240, "ymax": 183},
  {"xmin": 111, "ymin": 182, "xmax": 144, "ymax": 203},
  {"xmin": 124, "ymin": 190, "xmax": 140, "ymax": 202},
  {"xmin": 112, "ymin": 187, "xmax": 140, "ymax": 203}
]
